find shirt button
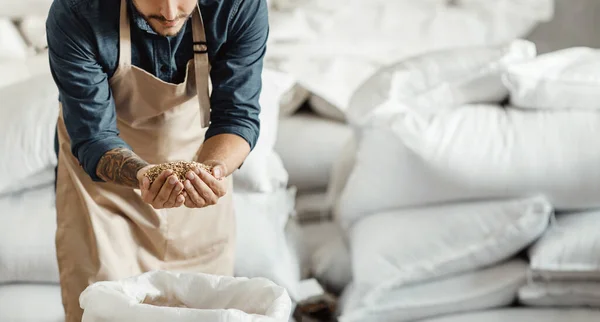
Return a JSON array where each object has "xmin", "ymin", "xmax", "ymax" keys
[{"xmin": 160, "ymin": 65, "xmax": 169, "ymax": 73}]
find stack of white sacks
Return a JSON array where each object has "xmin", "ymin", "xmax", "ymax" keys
[
  {"xmin": 267, "ymin": 0, "xmax": 556, "ymax": 222},
  {"xmin": 0, "ymin": 3, "xmax": 306, "ymax": 320},
  {"xmin": 265, "ymin": 0, "xmax": 571, "ymax": 309},
  {"xmin": 0, "ymin": 3, "xmax": 64, "ymax": 321},
  {"xmin": 310, "ymin": 39, "xmax": 600, "ymax": 321}
]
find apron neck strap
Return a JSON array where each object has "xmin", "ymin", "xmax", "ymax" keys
[
  {"xmin": 191, "ymin": 5, "xmax": 211, "ymax": 128},
  {"xmin": 119, "ymin": 0, "xmax": 132, "ymax": 67}
]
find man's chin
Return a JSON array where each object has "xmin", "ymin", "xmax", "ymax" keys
[{"xmin": 150, "ymin": 22, "xmax": 186, "ymax": 37}]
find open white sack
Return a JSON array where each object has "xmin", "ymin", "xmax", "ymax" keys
[
  {"xmin": 79, "ymin": 270, "xmax": 292, "ymax": 322},
  {"xmin": 349, "ymin": 197, "xmax": 551, "ymax": 304},
  {"xmin": 339, "ymin": 260, "xmax": 528, "ymax": 322}
]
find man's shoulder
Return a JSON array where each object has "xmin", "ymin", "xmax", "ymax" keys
[
  {"xmin": 198, "ymin": 0, "xmax": 267, "ymax": 34},
  {"xmin": 198, "ymin": 0, "xmax": 237, "ymax": 18},
  {"xmin": 47, "ymin": 0, "xmax": 120, "ymax": 70}
]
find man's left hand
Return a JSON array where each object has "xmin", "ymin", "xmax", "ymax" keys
[{"xmin": 182, "ymin": 161, "xmax": 228, "ymax": 208}]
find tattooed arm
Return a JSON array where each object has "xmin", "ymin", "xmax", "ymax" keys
[
  {"xmin": 96, "ymin": 148, "xmax": 149, "ymax": 188},
  {"xmin": 95, "ymin": 148, "xmax": 186, "ymax": 209}
]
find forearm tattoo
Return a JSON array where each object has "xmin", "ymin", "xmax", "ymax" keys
[{"xmin": 96, "ymin": 148, "xmax": 149, "ymax": 188}]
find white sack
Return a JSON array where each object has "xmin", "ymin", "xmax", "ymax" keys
[
  {"xmin": 79, "ymin": 270, "xmax": 292, "ymax": 322},
  {"xmin": 503, "ymin": 47, "xmax": 600, "ymax": 110},
  {"xmin": 337, "ymin": 125, "xmax": 440, "ymax": 226},
  {"xmin": 339, "ymin": 260, "xmax": 528, "ymax": 322},
  {"xmin": 393, "ymin": 104, "xmax": 600, "ymax": 210},
  {"xmin": 0, "ymin": 52, "xmax": 50, "ymax": 88},
  {"xmin": 0, "ymin": 284, "xmax": 64, "ymax": 322},
  {"xmin": 234, "ymin": 188, "xmax": 301, "ymax": 299},
  {"xmin": 341, "ymin": 104, "xmax": 600, "ymax": 222},
  {"xmin": 529, "ymin": 210, "xmax": 600, "ymax": 280},
  {"xmin": 347, "ymin": 39, "xmax": 536, "ymax": 126},
  {"xmin": 0, "ymin": 73, "xmax": 59, "ymax": 195},
  {"xmin": 266, "ymin": 0, "xmax": 552, "ymax": 121},
  {"xmin": 310, "ymin": 226, "xmax": 351, "ymax": 295},
  {"xmin": 519, "ymin": 281, "xmax": 600, "ymax": 307},
  {"xmin": 0, "ymin": 184, "xmax": 58, "ymax": 283},
  {"xmin": 419, "ymin": 308, "xmax": 600, "ymax": 322},
  {"xmin": 326, "ymin": 136, "xmax": 356, "ymax": 222},
  {"xmin": 275, "ymin": 113, "xmax": 352, "ymax": 192},
  {"xmin": 350, "ymin": 197, "xmax": 551, "ymax": 304},
  {"xmin": 0, "ymin": 19, "xmax": 31, "ymax": 62},
  {"xmin": 233, "ymin": 68, "xmax": 291, "ymax": 193},
  {"xmin": 279, "ymin": 84, "xmax": 310, "ymax": 117},
  {"xmin": 337, "ymin": 125, "xmax": 476, "ymax": 226},
  {"xmin": 295, "ymin": 221, "xmax": 343, "ymax": 281},
  {"xmin": 18, "ymin": 16, "xmax": 48, "ymax": 51},
  {"xmin": 234, "ymin": 150, "xmax": 288, "ymax": 193}
]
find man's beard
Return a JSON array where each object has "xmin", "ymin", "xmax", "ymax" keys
[
  {"xmin": 132, "ymin": 0, "xmax": 193, "ymax": 37},
  {"xmin": 146, "ymin": 14, "xmax": 191, "ymax": 37}
]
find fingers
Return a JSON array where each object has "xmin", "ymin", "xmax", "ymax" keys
[
  {"xmin": 195, "ymin": 166, "xmax": 227, "ymax": 197},
  {"xmin": 141, "ymin": 165, "xmax": 227, "ymax": 209},
  {"xmin": 190, "ymin": 169, "xmax": 221, "ymax": 206},
  {"xmin": 140, "ymin": 177, "xmax": 150, "ymax": 200},
  {"xmin": 163, "ymin": 179, "xmax": 184, "ymax": 208},
  {"xmin": 153, "ymin": 175, "xmax": 179, "ymax": 208},
  {"xmin": 183, "ymin": 175, "xmax": 206, "ymax": 207},
  {"xmin": 210, "ymin": 164, "xmax": 225, "ymax": 180},
  {"xmin": 184, "ymin": 193, "xmax": 195, "ymax": 208},
  {"xmin": 143, "ymin": 170, "xmax": 172, "ymax": 204},
  {"xmin": 181, "ymin": 191, "xmax": 193, "ymax": 208}
]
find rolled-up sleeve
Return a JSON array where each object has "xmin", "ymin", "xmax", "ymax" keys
[
  {"xmin": 46, "ymin": 0, "xmax": 131, "ymax": 182},
  {"xmin": 205, "ymin": 0, "xmax": 269, "ymax": 150}
]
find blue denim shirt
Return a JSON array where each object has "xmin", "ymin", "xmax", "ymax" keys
[{"xmin": 47, "ymin": 0, "xmax": 267, "ymax": 181}]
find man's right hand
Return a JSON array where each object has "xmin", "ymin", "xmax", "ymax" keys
[{"xmin": 137, "ymin": 165, "xmax": 185, "ymax": 209}]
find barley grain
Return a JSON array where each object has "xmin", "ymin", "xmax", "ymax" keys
[{"xmin": 144, "ymin": 161, "xmax": 213, "ymax": 184}]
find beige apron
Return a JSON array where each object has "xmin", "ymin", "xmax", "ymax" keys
[{"xmin": 55, "ymin": 2, "xmax": 235, "ymax": 321}]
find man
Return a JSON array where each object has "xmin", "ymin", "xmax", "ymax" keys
[{"xmin": 46, "ymin": 0, "xmax": 268, "ymax": 320}]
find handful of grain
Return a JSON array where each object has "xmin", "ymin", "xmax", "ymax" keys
[{"xmin": 144, "ymin": 161, "xmax": 213, "ymax": 184}]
